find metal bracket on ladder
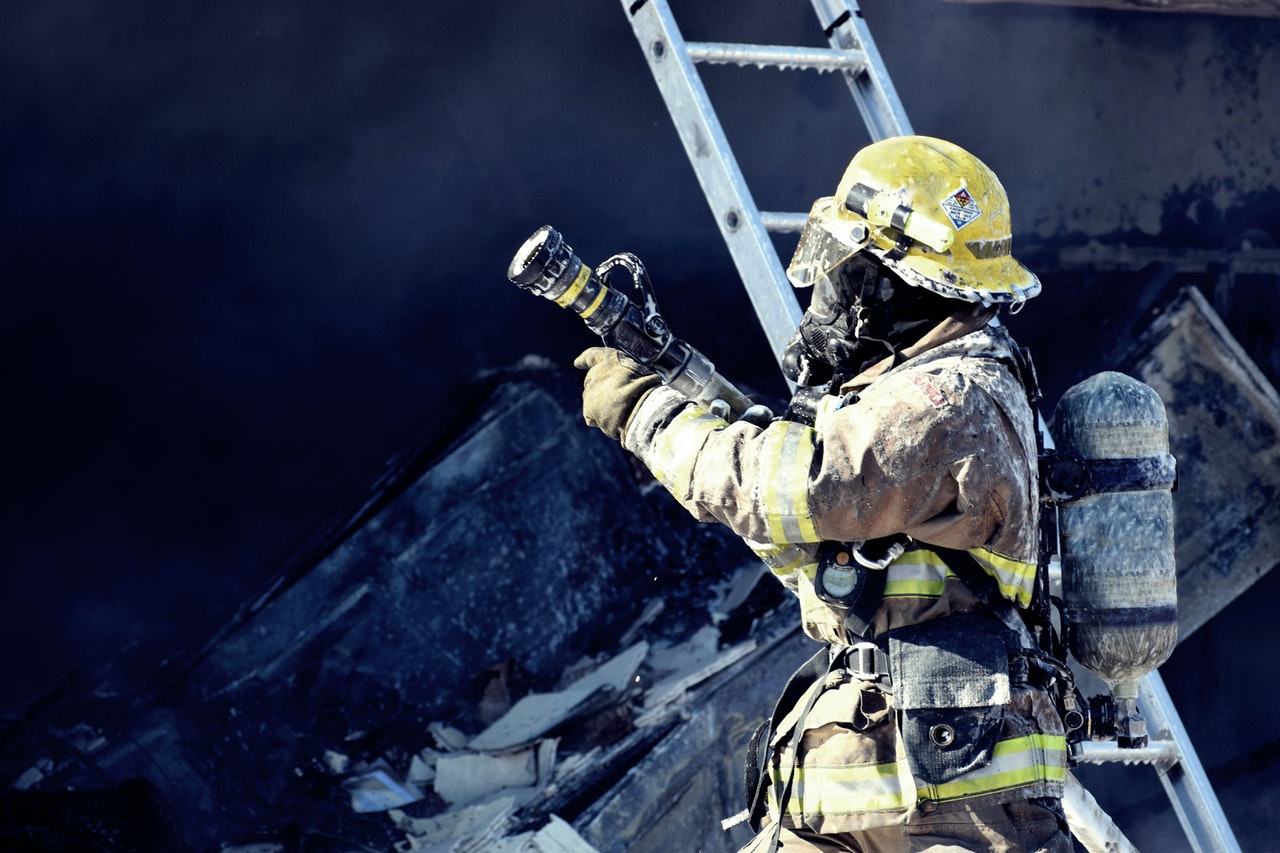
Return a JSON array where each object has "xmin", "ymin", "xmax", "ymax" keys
[
  {"xmin": 620, "ymin": 2, "xmax": 1241, "ymax": 851},
  {"xmin": 1069, "ymin": 670, "xmax": 1242, "ymax": 853}
]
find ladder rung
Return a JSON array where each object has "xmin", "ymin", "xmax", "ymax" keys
[
  {"xmin": 685, "ymin": 41, "xmax": 867, "ymax": 74},
  {"xmin": 1073, "ymin": 739, "xmax": 1180, "ymax": 769},
  {"xmin": 759, "ymin": 211, "xmax": 808, "ymax": 233}
]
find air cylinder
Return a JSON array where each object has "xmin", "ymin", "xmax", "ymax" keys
[{"xmin": 1052, "ymin": 372, "xmax": 1178, "ymax": 744}]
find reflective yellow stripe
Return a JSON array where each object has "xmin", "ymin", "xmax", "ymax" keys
[
  {"xmin": 747, "ymin": 541, "xmax": 817, "ymax": 579},
  {"xmin": 921, "ymin": 734, "xmax": 1067, "ymax": 803},
  {"xmin": 769, "ymin": 733, "xmax": 1066, "ymax": 819},
  {"xmin": 576, "ymin": 282, "xmax": 609, "ymax": 319},
  {"xmin": 649, "ymin": 407, "xmax": 727, "ymax": 497},
  {"xmin": 883, "ymin": 548, "xmax": 953, "ymax": 599},
  {"xmin": 770, "ymin": 760, "xmax": 908, "ymax": 817},
  {"xmin": 760, "ymin": 422, "xmax": 821, "ymax": 543},
  {"xmin": 884, "ymin": 578, "xmax": 947, "ymax": 598},
  {"xmin": 968, "ymin": 548, "xmax": 1037, "ymax": 608},
  {"xmin": 883, "ymin": 546, "xmax": 1035, "ymax": 607},
  {"xmin": 552, "ymin": 263, "xmax": 592, "ymax": 307}
]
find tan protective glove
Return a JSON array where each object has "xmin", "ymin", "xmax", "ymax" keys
[{"xmin": 574, "ymin": 346, "xmax": 663, "ymax": 442}]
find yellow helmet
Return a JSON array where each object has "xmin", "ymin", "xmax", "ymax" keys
[{"xmin": 787, "ymin": 135, "xmax": 1040, "ymax": 304}]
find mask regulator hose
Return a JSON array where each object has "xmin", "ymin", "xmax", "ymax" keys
[{"xmin": 508, "ymin": 225, "xmax": 760, "ymax": 422}]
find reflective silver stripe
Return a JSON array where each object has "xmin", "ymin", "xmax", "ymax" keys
[
  {"xmin": 965, "ymin": 235, "xmax": 1012, "ymax": 260},
  {"xmin": 968, "ymin": 548, "xmax": 1037, "ymax": 608},
  {"xmin": 920, "ymin": 734, "xmax": 1068, "ymax": 803},
  {"xmin": 649, "ymin": 407, "xmax": 727, "ymax": 498},
  {"xmin": 770, "ymin": 758, "xmax": 909, "ymax": 817},
  {"xmin": 883, "ymin": 548, "xmax": 953, "ymax": 599},
  {"xmin": 770, "ymin": 733, "xmax": 1067, "ymax": 819},
  {"xmin": 747, "ymin": 541, "xmax": 817, "ymax": 579},
  {"xmin": 883, "ymin": 547, "xmax": 1035, "ymax": 607},
  {"xmin": 760, "ymin": 422, "xmax": 820, "ymax": 543}
]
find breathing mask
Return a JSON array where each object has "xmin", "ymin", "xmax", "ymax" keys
[{"xmin": 782, "ymin": 205, "xmax": 957, "ymax": 386}]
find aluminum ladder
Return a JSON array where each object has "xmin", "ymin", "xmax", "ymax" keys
[{"xmin": 618, "ymin": 1, "xmax": 1242, "ymax": 851}]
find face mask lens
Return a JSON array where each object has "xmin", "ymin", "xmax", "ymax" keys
[
  {"xmin": 808, "ymin": 278, "xmax": 844, "ymax": 323},
  {"xmin": 874, "ymin": 274, "xmax": 895, "ymax": 303}
]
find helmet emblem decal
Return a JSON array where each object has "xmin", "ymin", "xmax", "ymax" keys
[{"xmin": 940, "ymin": 187, "xmax": 981, "ymax": 231}]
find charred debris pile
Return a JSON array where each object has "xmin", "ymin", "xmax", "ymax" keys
[{"xmin": 0, "ymin": 359, "xmax": 796, "ymax": 852}]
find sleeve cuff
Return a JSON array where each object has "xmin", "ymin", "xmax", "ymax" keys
[{"xmin": 622, "ymin": 385, "xmax": 689, "ymax": 455}]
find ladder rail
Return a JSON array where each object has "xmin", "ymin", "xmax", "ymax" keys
[
  {"xmin": 1141, "ymin": 671, "xmax": 1244, "ymax": 853},
  {"xmin": 1066, "ymin": 673, "xmax": 1242, "ymax": 852},
  {"xmin": 624, "ymin": 0, "xmax": 802, "ymax": 364},
  {"xmin": 809, "ymin": 0, "xmax": 913, "ymax": 141}
]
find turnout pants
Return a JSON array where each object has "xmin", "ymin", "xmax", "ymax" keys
[{"xmin": 737, "ymin": 797, "xmax": 1071, "ymax": 853}]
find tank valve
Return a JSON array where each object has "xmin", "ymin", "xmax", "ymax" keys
[{"xmin": 1074, "ymin": 692, "xmax": 1148, "ymax": 749}]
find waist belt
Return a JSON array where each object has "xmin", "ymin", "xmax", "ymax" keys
[{"xmin": 839, "ymin": 640, "xmax": 891, "ymax": 686}]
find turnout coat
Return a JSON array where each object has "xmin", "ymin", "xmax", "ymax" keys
[{"xmin": 620, "ymin": 308, "xmax": 1068, "ymax": 833}]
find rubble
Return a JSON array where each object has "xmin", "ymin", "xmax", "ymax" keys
[
  {"xmin": 387, "ymin": 793, "xmax": 522, "ymax": 851},
  {"xmin": 381, "ymin": 593, "xmax": 787, "ymax": 851},
  {"xmin": 468, "ymin": 642, "xmax": 649, "ymax": 752},
  {"xmin": 433, "ymin": 740, "xmax": 557, "ymax": 807},
  {"xmin": 518, "ymin": 815, "xmax": 602, "ymax": 852},
  {"xmin": 342, "ymin": 758, "xmax": 424, "ymax": 813}
]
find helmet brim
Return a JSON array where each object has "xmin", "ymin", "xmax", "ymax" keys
[{"xmin": 881, "ymin": 251, "xmax": 1041, "ymax": 304}]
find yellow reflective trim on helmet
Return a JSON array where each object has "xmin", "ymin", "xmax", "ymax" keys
[
  {"xmin": 920, "ymin": 734, "xmax": 1067, "ymax": 804},
  {"xmin": 760, "ymin": 423, "xmax": 820, "ymax": 544},
  {"xmin": 576, "ymin": 282, "xmax": 610, "ymax": 320},
  {"xmin": 649, "ymin": 407, "xmax": 727, "ymax": 498},
  {"xmin": 968, "ymin": 548, "xmax": 1037, "ymax": 608},
  {"xmin": 553, "ymin": 263, "xmax": 593, "ymax": 307}
]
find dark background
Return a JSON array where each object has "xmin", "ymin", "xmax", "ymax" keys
[{"xmin": 2, "ymin": 0, "xmax": 1277, "ymax": 811}]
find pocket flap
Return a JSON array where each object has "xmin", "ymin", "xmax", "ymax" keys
[{"xmin": 888, "ymin": 613, "xmax": 1011, "ymax": 710}]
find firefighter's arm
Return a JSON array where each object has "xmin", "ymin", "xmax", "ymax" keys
[{"xmin": 621, "ymin": 376, "xmax": 992, "ymax": 548}]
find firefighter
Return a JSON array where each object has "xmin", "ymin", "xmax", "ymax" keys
[{"xmin": 575, "ymin": 136, "xmax": 1071, "ymax": 852}]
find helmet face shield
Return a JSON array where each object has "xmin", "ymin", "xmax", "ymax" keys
[{"xmin": 786, "ymin": 197, "xmax": 872, "ymax": 290}]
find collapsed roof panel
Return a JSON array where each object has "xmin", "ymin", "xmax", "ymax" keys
[{"xmin": 1120, "ymin": 287, "xmax": 1280, "ymax": 638}]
